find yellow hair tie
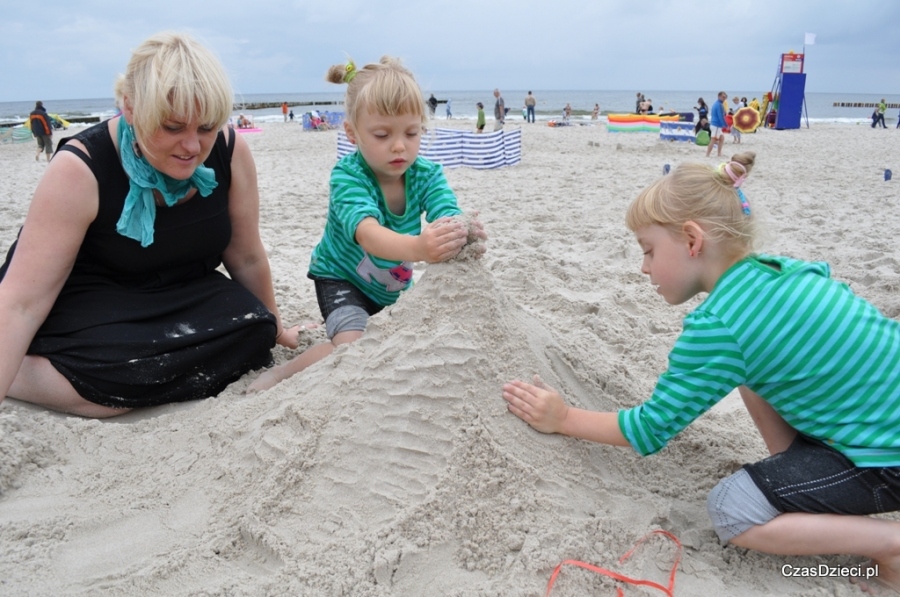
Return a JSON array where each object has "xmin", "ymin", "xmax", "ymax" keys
[{"xmin": 343, "ymin": 61, "xmax": 357, "ymax": 83}]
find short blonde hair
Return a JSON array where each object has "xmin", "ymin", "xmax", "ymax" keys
[
  {"xmin": 626, "ymin": 152, "xmax": 759, "ymax": 258},
  {"xmin": 114, "ymin": 32, "xmax": 232, "ymax": 143},
  {"xmin": 325, "ymin": 56, "xmax": 426, "ymax": 129}
]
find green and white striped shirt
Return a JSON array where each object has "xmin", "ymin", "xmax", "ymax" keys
[
  {"xmin": 619, "ymin": 255, "xmax": 900, "ymax": 467},
  {"xmin": 308, "ymin": 151, "xmax": 461, "ymax": 306}
]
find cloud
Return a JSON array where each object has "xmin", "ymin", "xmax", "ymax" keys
[{"xmin": 1, "ymin": 0, "xmax": 898, "ymax": 101}]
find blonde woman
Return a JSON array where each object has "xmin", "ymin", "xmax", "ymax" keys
[{"xmin": 0, "ymin": 32, "xmax": 298, "ymax": 417}]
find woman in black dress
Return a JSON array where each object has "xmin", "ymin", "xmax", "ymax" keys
[{"xmin": 0, "ymin": 32, "xmax": 299, "ymax": 417}]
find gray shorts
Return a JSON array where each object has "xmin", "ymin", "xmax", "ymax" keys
[
  {"xmin": 36, "ymin": 135, "xmax": 53, "ymax": 154},
  {"xmin": 708, "ymin": 434, "xmax": 900, "ymax": 543},
  {"xmin": 309, "ymin": 276, "xmax": 383, "ymax": 340}
]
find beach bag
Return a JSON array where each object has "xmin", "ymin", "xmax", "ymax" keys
[{"xmin": 695, "ymin": 130, "xmax": 710, "ymax": 146}]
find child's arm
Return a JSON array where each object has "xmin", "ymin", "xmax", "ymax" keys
[
  {"xmin": 355, "ymin": 216, "xmax": 467, "ymax": 263},
  {"xmin": 502, "ymin": 376, "xmax": 632, "ymax": 447}
]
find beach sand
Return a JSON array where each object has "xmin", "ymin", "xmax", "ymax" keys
[{"xmin": 0, "ymin": 119, "xmax": 897, "ymax": 596}]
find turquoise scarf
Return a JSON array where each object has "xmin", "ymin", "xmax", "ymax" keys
[{"xmin": 116, "ymin": 118, "xmax": 218, "ymax": 247}]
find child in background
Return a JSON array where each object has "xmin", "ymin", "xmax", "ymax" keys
[
  {"xmin": 247, "ymin": 57, "xmax": 485, "ymax": 393},
  {"xmin": 693, "ymin": 116, "xmax": 711, "ymax": 136},
  {"xmin": 727, "ymin": 109, "xmax": 741, "ymax": 144},
  {"xmin": 476, "ymin": 102, "xmax": 486, "ymax": 133},
  {"xmin": 502, "ymin": 152, "xmax": 900, "ymax": 591}
]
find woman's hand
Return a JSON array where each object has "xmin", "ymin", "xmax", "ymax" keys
[
  {"xmin": 502, "ymin": 375, "xmax": 569, "ymax": 434},
  {"xmin": 275, "ymin": 324, "xmax": 301, "ymax": 349}
]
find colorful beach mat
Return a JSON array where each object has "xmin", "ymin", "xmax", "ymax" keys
[{"xmin": 607, "ymin": 114, "xmax": 680, "ymax": 133}]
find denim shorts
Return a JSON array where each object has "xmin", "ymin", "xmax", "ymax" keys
[
  {"xmin": 743, "ymin": 434, "xmax": 900, "ymax": 516},
  {"xmin": 308, "ymin": 275, "xmax": 383, "ymax": 339}
]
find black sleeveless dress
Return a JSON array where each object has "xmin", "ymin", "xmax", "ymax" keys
[{"xmin": 0, "ymin": 121, "xmax": 276, "ymax": 408}]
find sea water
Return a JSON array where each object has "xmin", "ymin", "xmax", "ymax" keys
[{"xmin": 0, "ymin": 90, "xmax": 891, "ymax": 126}]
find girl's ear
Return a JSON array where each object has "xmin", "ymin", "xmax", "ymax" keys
[
  {"xmin": 683, "ymin": 221, "xmax": 705, "ymax": 256},
  {"xmin": 344, "ymin": 120, "xmax": 357, "ymax": 145}
]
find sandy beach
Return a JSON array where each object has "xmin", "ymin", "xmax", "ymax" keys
[{"xmin": 0, "ymin": 118, "xmax": 898, "ymax": 596}]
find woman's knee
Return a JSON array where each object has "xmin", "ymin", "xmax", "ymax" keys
[{"xmin": 8, "ymin": 356, "xmax": 130, "ymax": 418}]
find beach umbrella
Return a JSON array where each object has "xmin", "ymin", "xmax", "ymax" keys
[{"xmin": 733, "ymin": 106, "xmax": 761, "ymax": 133}]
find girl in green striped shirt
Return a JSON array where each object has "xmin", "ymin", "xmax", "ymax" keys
[
  {"xmin": 248, "ymin": 57, "xmax": 484, "ymax": 394},
  {"xmin": 503, "ymin": 152, "xmax": 900, "ymax": 590}
]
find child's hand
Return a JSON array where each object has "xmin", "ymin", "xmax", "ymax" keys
[
  {"xmin": 419, "ymin": 217, "xmax": 468, "ymax": 262},
  {"xmin": 466, "ymin": 211, "xmax": 488, "ymax": 245},
  {"xmin": 502, "ymin": 375, "xmax": 569, "ymax": 434}
]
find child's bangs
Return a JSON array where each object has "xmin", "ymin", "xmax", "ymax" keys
[
  {"xmin": 625, "ymin": 178, "xmax": 672, "ymax": 231},
  {"xmin": 359, "ymin": 71, "xmax": 425, "ymax": 119}
]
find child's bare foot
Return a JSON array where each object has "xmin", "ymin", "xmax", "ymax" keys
[{"xmin": 851, "ymin": 559, "xmax": 900, "ymax": 594}]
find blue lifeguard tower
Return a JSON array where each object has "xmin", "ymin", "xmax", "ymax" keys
[{"xmin": 771, "ymin": 52, "xmax": 808, "ymax": 129}]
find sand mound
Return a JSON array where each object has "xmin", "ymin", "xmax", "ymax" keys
[{"xmin": 0, "ymin": 259, "xmax": 837, "ymax": 595}]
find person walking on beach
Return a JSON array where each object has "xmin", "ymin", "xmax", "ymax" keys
[
  {"xmin": 246, "ymin": 56, "xmax": 486, "ymax": 393},
  {"xmin": 706, "ymin": 91, "xmax": 727, "ymax": 157},
  {"xmin": 524, "ymin": 91, "xmax": 536, "ymax": 123},
  {"xmin": 28, "ymin": 101, "xmax": 53, "ymax": 162},
  {"xmin": 427, "ymin": 93, "xmax": 438, "ymax": 117},
  {"xmin": 872, "ymin": 99, "xmax": 887, "ymax": 128},
  {"xmin": 503, "ymin": 152, "xmax": 900, "ymax": 592},
  {"xmin": 446, "ymin": 98, "xmax": 452, "ymax": 119},
  {"xmin": 282, "ymin": 101, "xmax": 289, "ymax": 122},
  {"xmin": 493, "ymin": 89, "xmax": 505, "ymax": 131}
]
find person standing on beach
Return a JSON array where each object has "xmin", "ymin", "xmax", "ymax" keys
[
  {"xmin": 476, "ymin": 102, "xmax": 486, "ymax": 133},
  {"xmin": 28, "ymin": 101, "xmax": 53, "ymax": 162},
  {"xmin": 446, "ymin": 98, "xmax": 452, "ymax": 119},
  {"xmin": 282, "ymin": 101, "xmax": 289, "ymax": 122},
  {"xmin": 635, "ymin": 92, "xmax": 644, "ymax": 114},
  {"xmin": 591, "ymin": 104, "xmax": 599, "ymax": 120},
  {"xmin": 0, "ymin": 32, "xmax": 299, "ymax": 418},
  {"xmin": 706, "ymin": 91, "xmax": 727, "ymax": 157},
  {"xmin": 503, "ymin": 153, "xmax": 900, "ymax": 592},
  {"xmin": 493, "ymin": 89, "xmax": 505, "ymax": 131},
  {"xmin": 428, "ymin": 93, "xmax": 438, "ymax": 117},
  {"xmin": 524, "ymin": 91, "xmax": 536, "ymax": 123},
  {"xmin": 246, "ymin": 56, "xmax": 486, "ymax": 393},
  {"xmin": 695, "ymin": 97, "xmax": 709, "ymax": 121}
]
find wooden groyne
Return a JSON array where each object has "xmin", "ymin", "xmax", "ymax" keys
[
  {"xmin": 0, "ymin": 115, "xmax": 101, "ymax": 129},
  {"xmin": 235, "ymin": 99, "xmax": 448, "ymax": 110},
  {"xmin": 235, "ymin": 101, "xmax": 343, "ymax": 110},
  {"xmin": 833, "ymin": 102, "xmax": 899, "ymax": 108}
]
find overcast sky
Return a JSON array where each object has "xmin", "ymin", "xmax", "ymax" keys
[{"xmin": 3, "ymin": 0, "xmax": 897, "ymax": 102}]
